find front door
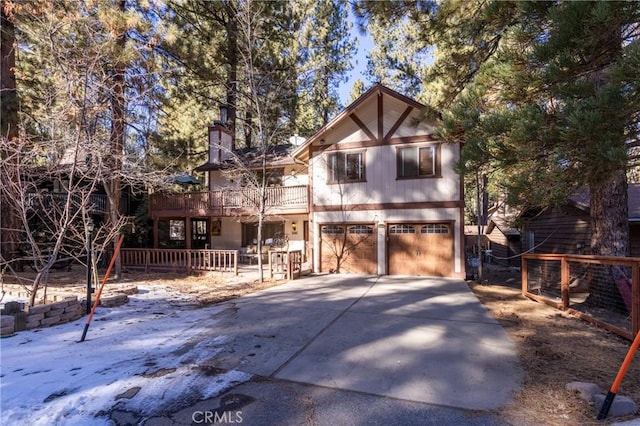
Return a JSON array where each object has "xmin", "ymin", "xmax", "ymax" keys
[{"xmin": 192, "ymin": 219, "xmax": 208, "ymax": 249}]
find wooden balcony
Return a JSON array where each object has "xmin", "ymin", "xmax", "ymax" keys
[
  {"xmin": 26, "ymin": 193, "xmax": 109, "ymax": 214},
  {"xmin": 149, "ymin": 185, "xmax": 309, "ymax": 218}
]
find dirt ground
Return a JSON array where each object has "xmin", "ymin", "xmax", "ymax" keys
[
  {"xmin": 477, "ymin": 265, "xmax": 640, "ymax": 426},
  {"xmin": 3, "ymin": 267, "xmax": 639, "ymax": 425}
]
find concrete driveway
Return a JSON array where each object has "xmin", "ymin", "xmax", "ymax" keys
[{"xmin": 205, "ymin": 274, "xmax": 523, "ymax": 412}]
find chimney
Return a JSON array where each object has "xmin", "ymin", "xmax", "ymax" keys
[{"xmin": 219, "ymin": 104, "xmax": 228, "ymax": 127}]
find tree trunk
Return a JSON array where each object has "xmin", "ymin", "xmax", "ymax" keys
[
  {"xmin": 1, "ymin": 1, "xmax": 20, "ymax": 264},
  {"xmin": 226, "ymin": 3, "xmax": 238, "ymax": 150},
  {"xmin": 108, "ymin": 0, "xmax": 126, "ymax": 279},
  {"xmin": 587, "ymin": 168, "xmax": 630, "ymax": 311},
  {"xmin": 590, "ymin": 169, "xmax": 629, "ymax": 257}
]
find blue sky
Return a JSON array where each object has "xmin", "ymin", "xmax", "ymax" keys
[{"xmin": 338, "ymin": 19, "xmax": 375, "ymax": 107}]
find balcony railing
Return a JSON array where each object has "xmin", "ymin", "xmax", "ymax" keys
[
  {"xmin": 149, "ymin": 185, "xmax": 309, "ymax": 218},
  {"xmin": 26, "ymin": 193, "xmax": 109, "ymax": 214}
]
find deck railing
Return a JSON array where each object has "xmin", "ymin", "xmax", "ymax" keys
[
  {"xmin": 121, "ymin": 248, "xmax": 238, "ymax": 275},
  {"xmin": 522, "ymin": 253, "xmax": 640, "ymax": 340},
  {"xmin": 149, "ymin": 185, "xmax": 308, "ymax": 217},
  {"xmin": 26, "ymin": 193, "xmax": 109, "ymax": 214}
]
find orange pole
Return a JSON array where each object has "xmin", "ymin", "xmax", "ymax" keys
[
  {"xmin": 79, "ymin": 235, "xmax": 125, "ymax": 342},
  {"xmin": 597, "ymin": 330, "xmax": 640, "ymax": 419}
]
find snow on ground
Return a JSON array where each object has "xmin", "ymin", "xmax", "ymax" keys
[{"xmin": 0, "ymin": 285, "xmax": 251, "ymax": 425}]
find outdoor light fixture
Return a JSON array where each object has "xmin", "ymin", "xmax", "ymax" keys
[
  {"xmin": 291, "ymin": 223, "xmax": 297, "ymax": 232},
  {"xmin": 86, "ymin": 218, "xmax": 95, "ymax": 315}
]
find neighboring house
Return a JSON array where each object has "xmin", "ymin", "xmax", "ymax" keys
[
  {"xmin": 148, "ymin": 84, "xmax": 466, "ymax": 278},
  {"xmin": 483, "ymin": 202, "xmax": 522, "ymax": 267},
  {"xmin": 463, "ymin": 202, "xmax": 522, "ymax": 268},
  {"xmin": 520, "ymin": 184, "xmax": 640, "ymax": 256}
]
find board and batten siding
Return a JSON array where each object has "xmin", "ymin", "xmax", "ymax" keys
[{"xmin": 311, "ymin": 143, "xmax": 460, "ymax": 207}]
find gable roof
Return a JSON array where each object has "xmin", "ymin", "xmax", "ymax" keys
[
  {"xmin": 291, "ymin": 83, "xmax": 438, "ymax": 162},
  {"xmin": 522, "ymin": 183, "xmax": 640, "ymax": 222},
  {"xmin": 195, "ymin": 143, "xmax": 296, "ymax": 172},
  {"xmin": 569, "ymin": 184, "xmax": 640, "ymax": 221}
]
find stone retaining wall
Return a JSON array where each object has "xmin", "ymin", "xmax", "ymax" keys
[{"xmin": 0, "ymin": 284, "xmax": 137, "ymax": 336}]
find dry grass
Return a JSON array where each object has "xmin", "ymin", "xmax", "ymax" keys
[{"xmin": 473, "ymin": 268, "xmax": 640, "ymax": 425}]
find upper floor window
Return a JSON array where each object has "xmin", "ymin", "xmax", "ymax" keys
[
  {"xmin": 257, "ymin": 168, "xmax": 284, "ymax": 186},
  {"xmin": 397, "ymin": 145, "xmax": 439, "ymax": 179},
  {"xmin": 327, "ymin": 151, "xmax": 365, "ymax": 183}
]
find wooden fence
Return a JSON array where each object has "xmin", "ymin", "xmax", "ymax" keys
[
  {"xmin": 522, "ymin": 253, "xmax": 640, "ymax": 340},
  {"xmin": 121, "ymin": 249, "xmax": 238, "ymax": 275},
  {"xmin": 268, "ymin": 250, "xmax": 303, "ymax": 280}
]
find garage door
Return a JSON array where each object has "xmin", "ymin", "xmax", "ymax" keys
[
  {"xmin": 388, "ymin": 223, "xmax": 453, "ymax": 276},
  {"xmin": 320, "ymin": 224, "xmax": 377, "ymax": 274}
]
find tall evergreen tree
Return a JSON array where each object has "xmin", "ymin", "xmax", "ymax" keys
[
  {"xmin": 357, "ymin": 1, "xmax": 640, "ymax": 261},
  {"xmin": 297, "ymin": 0, "xmax": 356, "ymax": 129}
]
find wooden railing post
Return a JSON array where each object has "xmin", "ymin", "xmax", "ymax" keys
[
  {"xmin": 234, "ymin": 250, "xmax": 238, "ymax": 275},
  {"xmin": 561, "ymin": 257, "xmax": 570, "ymax": 308},
  {"xmin": 521, "ymin": 255, "xmax": 528, "ymax": 294}
]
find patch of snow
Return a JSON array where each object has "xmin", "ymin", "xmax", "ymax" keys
[{"xmin": 0, "ymin": 285, "xmax": 251, "ymax": 425}]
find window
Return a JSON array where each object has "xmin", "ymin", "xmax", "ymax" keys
[
  {"xmin": 257, "ymin": 168, "xmax": 284, "ymax": 186},
  {"xmin": 169, "ymin": 220, "xmax": 185, "ymax": 240},
  {"xmin": 327, "ymin": 151, "xmax": 365, "ymax": 183},
  {"xmin": 348, "ymin": 225, "xmax": 373, "ymax": 234},
  {"xmin": 389, "ymin": 224, "xmax": 416, "ymax": 234},
  {"xmin": 397, "ymin": 145, "xmax": 437, "ymax": 178},
  {"xmin": 421, "ymin": 224, "xmax": 449, "ymax": 234},
  {"xmin": 321, "ymin": 225, "xmax": 345, "ymax": 234}
]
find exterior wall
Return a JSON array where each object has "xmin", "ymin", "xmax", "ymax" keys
[
  {"xmin": 208, "ymin": 165, "xmax": 308, "ymax": 189},
  {"xmin": 632, "ymin": 224, "xmax": 640, "ymax": 257},
  {"xmin": 486, "ymin": 229, "xmax": 521, "ymax": 267},
  {"xmin": 212, "ymin": 218, "xmax": 242, "ymax": 249},
  {"xmin": 211, "ymin": 215, "xmax": 308, "ymax": 251},
  {"xmin": 311, "ymin": 143, "xmax": 460, "ymax": 207},
  {"xmin": 312, "ymin": 207, "xmax": 463, "ymax": 276},
  {"xmin": 522, "ymin": 205, "xmax": 591, "ymax": 254}
]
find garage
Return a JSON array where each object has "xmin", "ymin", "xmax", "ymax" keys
[
  {"xmin": 387, "ymin": 223, "xmax": 453, "ymax": 276},
  {"xmin": 320, "ymin": 224, "xmax": 377, "ymax": 274}
]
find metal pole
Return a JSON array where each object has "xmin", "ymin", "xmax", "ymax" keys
[
  {"xmin": 86, "ymin": 226, "xmax": 93, "ymax": 315},
  {"xmin": 476, "ymin": 170, "xmax": 484, "ymax": 283}
]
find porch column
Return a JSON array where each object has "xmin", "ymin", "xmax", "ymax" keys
[
  {"xmin": 185, "ymin": 217, "xmax": 192, "ymax": 249},
  {"xmin": 153, "ymin": 219, "xmax": 159, "ymax": 249}
]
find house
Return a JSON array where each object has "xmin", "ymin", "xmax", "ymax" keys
[
  {"xmin": 148, "ymin": 126, "xmax": 309, "ymax": 255},
  {"xmin": 291, "ymin": 84, "xmax": 465, "ymax": 277},
  {"xmin": 482, "ymin": 201, "xmax": 522, "ymax": 266},
  {"xmin": 520, "ymin": 184, "xmax": 640, "ymax": 256},
  {"xmin": 148, "ymin": 84, "xmax": 466, "ymax": 278}
]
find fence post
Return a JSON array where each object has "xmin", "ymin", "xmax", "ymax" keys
[
  {"xmin": 561, "ymin": 257, "xmax": 570, "ymax": 308},
  {"xmin": 234, "ymin": 250, "xmax": 238, "ymax": 276},
  {"xmin": 145, "ymin": 250, "xmax": 150, "ymax": 273},
  {"xmin": 521, "ymin": 255, "xmax": 528, "ymax": 294}
]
